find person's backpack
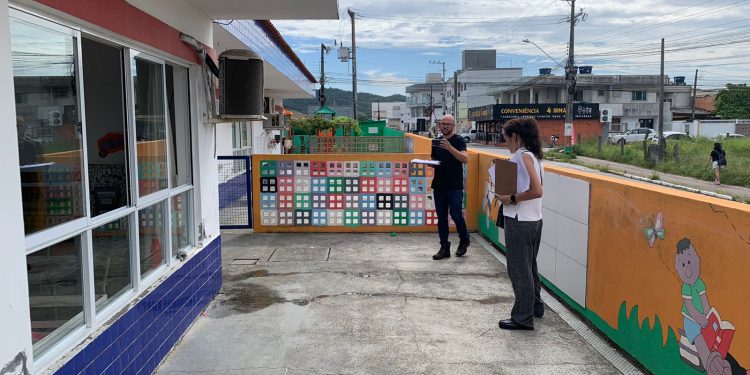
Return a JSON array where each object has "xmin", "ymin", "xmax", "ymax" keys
[{"xmin": 718, "ymin": 151, "xmax": 727, "ymax": 166}]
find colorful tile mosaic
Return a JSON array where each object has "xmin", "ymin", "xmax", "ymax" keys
[{"xmin": 258, "ymin": 160, "xmax": 465, "ymax": 228}]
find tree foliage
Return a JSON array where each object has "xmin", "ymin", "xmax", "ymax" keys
[
  {"xmin": 714, "ymin": 83, "xmax": 750, "ymax": 119},
  {"xmin": 290, "ymin": 116, "xmax": 361, "ymax": 136}
]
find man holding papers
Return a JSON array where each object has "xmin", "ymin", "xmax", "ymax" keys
[{"xmin": 430, "ymin": 114, "xmax": 470, "ymax": 260}]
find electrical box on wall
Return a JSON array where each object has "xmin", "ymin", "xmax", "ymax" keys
[{"xmin": 218, "ymin": 49, "xmax": 264, "ymax": 120}]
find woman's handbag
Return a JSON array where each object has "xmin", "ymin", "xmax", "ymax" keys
[{"xmin": 496, "ymin": 204, "xmax": 505, "ymax": 229}]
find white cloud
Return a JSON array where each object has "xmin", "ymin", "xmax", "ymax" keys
[{"xmin": 274, "ymin": 0, "xmax": 750, "ymax": 94}]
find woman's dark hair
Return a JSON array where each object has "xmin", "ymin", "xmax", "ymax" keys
[
  {"xmin": 714, "ymin": 142, "xmax": 723, "ymax": 151},
  {"xmin": 503, "ymin": 118, "xmax": 544, "ymax": 159}
]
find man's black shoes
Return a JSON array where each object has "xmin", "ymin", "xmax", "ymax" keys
[
  {"xmin": 432, "ymin": 244, "xmax": 451, "ymax": 260},
  {"xmin": 455, "ymin": 239, "xmax": 470, "ymax": 257},
  {"xmin": 498, "ymin": 319, "xmax": 534, "ymax": 331}
]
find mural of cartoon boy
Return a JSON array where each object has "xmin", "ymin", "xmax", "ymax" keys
[{"xmin": 675, "ymin": 238, "xmax": 733, "ymax": 375}]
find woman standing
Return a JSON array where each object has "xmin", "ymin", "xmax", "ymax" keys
[
  {"xmin": 710, "ymin": 143, "xmax": 726, "ymax": 185},
  {"xmin": 496, "ymin": 118, "xmax": 544, "ymax": 331}
]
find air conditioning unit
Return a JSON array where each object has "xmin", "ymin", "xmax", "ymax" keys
[{"xmin": 218, "ymin": 49, "xmax": 265, "ymax": 121}]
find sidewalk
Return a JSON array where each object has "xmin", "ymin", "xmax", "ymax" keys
[
  {"xmin": 156, "ymin": 232, "xmax": 624, "ymax": 374},
  {"xmin": 469, "ymin": 144, "xmax": 750, "ymax": 202}
]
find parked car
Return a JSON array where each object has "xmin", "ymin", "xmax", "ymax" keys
[
  {"xmin": 460, "ymin": 129, "xmax": 477, "ymax": 143},
  {"xmin": 648, "ymin": 131, "xmax": 691, "ymax": 143},
  {"xmin": 609, "ymin": 128, "xmax": 657, "ymax": 144},
  {"xmin": 714, "ymin": 133, "xmax": 745, "ymax": 140}
]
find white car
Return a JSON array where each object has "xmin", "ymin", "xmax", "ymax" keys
[
  {"xmin": 648, "ymin": 131, "xmax": 691, "ymax": 143},
  {"xmin": 460, "ymin": 129, "xmax": 477, "ymax": 143},
  {"xmin": 714, "ymin": 133, "xmax": 744, "ymax": 140},
  {"xmin": 609, "ymin": 128, "xmax": 657, "ymax": 144}
]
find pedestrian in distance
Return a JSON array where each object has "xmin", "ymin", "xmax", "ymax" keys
[
  {"xmin": 430, "ymin": 114, "xmax": 470, "ymax": 260},
  {"xmin": 710, "ymin": 142, "xmax": 727, "ymax": 185},
  {"xmin": 496, "ymin": 117, "xmax": 545, "ymax": 331}
]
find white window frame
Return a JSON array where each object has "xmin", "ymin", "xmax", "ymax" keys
[{"xmin": 10, "ymin": 6, "xmax": 199, "ymax": 372}]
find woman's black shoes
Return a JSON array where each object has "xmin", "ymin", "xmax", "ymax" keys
[{"xmin": 498, "ymin": 319, "xmax": 534, "ymax": 330}]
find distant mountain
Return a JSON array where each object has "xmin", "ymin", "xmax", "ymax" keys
[{"xmin": 284, "ymin": 88, "xmax": 407, "ymax": 119}]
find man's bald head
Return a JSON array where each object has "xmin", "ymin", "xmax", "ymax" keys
[{"xmin": 440, "ymin": 114, "xmax": 455, "ymax": 125}]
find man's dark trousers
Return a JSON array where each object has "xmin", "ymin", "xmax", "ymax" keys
[{"xmin": 434, "ymin": 189, "xmax": 469, "ymax": 246}]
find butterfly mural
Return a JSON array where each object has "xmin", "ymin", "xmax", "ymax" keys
[{"xmin": 644, "ymin": 212, "xmax": 666, "ymax": 248}]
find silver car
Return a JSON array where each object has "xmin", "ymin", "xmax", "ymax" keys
[{"xmin": 609, "ymin": 128, "xmax": 656, "ymax": 144}]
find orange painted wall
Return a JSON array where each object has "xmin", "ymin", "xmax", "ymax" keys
[{"xmin": 541, "ymin": 162, "xmax": 750, "ymax": 365}]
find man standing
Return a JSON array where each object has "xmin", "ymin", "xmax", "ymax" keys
[{"xmin": 431, "ymin": 114, "xmax": 470, "ymax": 260}]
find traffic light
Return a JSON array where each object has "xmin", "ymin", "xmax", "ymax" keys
[{"xmin": 600, "ymin": 109, "xmax": 610, "ymax": 123}]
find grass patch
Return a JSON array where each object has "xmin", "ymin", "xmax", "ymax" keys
[
  {"xmin": 573, "ymin": 136, "xmax": 750, "ymax": 187},
  {"xmin": 650, "ymin": 172, "xmax": 660, "ymax": 181}
]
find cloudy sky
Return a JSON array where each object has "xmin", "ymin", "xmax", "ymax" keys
[{"xmin": 274, "ymin": 0, "xmax": 750, "ymax": 97}]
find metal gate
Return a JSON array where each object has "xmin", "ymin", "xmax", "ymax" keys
[{"xmin": 218, "ymin": 156, "xmax": 252, "ymax": 229}]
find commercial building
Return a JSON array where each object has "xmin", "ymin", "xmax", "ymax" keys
[
  {"xmin": 488, "ymin": 72, "xmax": 693, "ymax": 134},
  {"xmin": 0, "ymin": 1, "xmax": 336, "ymax": 374}
]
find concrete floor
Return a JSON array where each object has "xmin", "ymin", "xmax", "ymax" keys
[{"xmin": 156, "ymin": 232, "xmax": 621, "ymax": 375}]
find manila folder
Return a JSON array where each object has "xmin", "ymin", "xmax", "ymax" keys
[{"xmin": 494, "ymin": 159, "xmax": 517, "ymax": 195}]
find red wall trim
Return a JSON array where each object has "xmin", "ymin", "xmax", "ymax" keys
[{"xmin": 35, "ymin": 0, "xmax": 214, "ymax": 64}]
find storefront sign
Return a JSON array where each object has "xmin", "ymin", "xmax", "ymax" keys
[
  {"xmin": 468, "ymin": 105, "xmax": 496, "ymax": 122},
  {"xmin": 495, "ymin": 104, "xmax": 600, "ymax": 120}
]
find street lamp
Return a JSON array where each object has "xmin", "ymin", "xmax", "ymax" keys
[{"xmin": 522, "ymin": 39, "xmax": 563, "ymax": 68}]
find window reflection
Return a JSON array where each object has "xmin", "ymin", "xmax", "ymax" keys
[
  {"xmin": 27, "ymin": 236, "xmax": 84, "ymax": 356},
  {"xmin": 11, "ymin": 17, "xmax": 85, "ymax": 235},
  {"xmin": 83, "ymin": 38, "xmax": 129, "ymax": 216},
  {"xmin": 133, "ymin": 57, "xmax": 167, "ymax": 197},
  {"xmin": 171, "ymin": 192, "xmax": 191, "ymax": 256},
  {"xmin": 139, "ymin": 202, "xmax": 166, "ymax": 277},
  {"xmin": 93, "ymin": 217, "xmax": 131, "ymax": 312}
]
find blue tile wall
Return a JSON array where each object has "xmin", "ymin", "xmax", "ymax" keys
[{"xmin": 53, "ymin": 236, "xmax": 222, "ymax": 375}]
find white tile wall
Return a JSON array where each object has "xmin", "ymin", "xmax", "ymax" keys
[{"xmin": 536, "ymin": 170, "xmax": 591, "ymax": 307}]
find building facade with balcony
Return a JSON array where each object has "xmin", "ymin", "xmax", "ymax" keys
[
  {"xmin": 404, "ymin": 76, "xmax": 445, "ymax": 132},
  {"xmin": 445, "ymin": 67, "xmax": 523, "ymax": 132},
  {"xmin": 0, "ymin": 1, "xmax": 337, "ymax": 374},
  {"xmin": 371, "ymin": 101, "xmax": 408, "ymax": 130},
  {"xmin": 489, "ymin": 74, "xmax": 693, "ymax": 133}
]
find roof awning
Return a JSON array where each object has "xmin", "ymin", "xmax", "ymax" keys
[{"xmin": 314, "ymin": 105, "xmax": 336, "ymax": 116}]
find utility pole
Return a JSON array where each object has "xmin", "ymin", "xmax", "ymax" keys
[
  {"xmin": 430, "ymin": 60, "xmax": 446, "ymax": 116},
  {"xmin": 319, "ymin": 43, "xmax": 330, "ymax": 107},
  {"xmin": 429, "ymin": 84, "xmax": 434, "ymax": 131},
  {"xmin": 658, "ymin": 37, "xmax": 665, "ymax": 161},
  {"xmin": 453, "ymin": 70, "xmax": 458, "ymax": 117},
  {"xmin": 691, "ymin": 69, "xmax": 699, "ymax": 123},
  {"xmin": 564, "ymin": 0, "xmax": 577, "ymax": 151},
  {"xmin": 377, "ymin": 100, "xmax": 381, "ymax": 120},
  {"xmin": 348, "ymin": 8, "xmax": 358, "ymax": 120}
]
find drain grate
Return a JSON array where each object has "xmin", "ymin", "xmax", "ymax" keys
[
  {"xmin": 268, "ymin": 247, "xmax": 331, "ymax": 262},
  {"xmin": 230, "ymin": 259, "xmax": 259, "ymax": 265}
]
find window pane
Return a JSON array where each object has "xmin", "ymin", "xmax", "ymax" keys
[
  {"xmin": 82, "ymin": 38, "xmax": 129, "ymax": 216},
  {"xmin": 171, "ymin": 191, "xmax": 192, "ymax": 256},
  {"xmin": 27, "ymin": 236, "xmax": 84, "ymax": 356},
  {"xmin": 92, "ymin": 217, "xmax": 131, "ymax": 312},
  {"xmin": 133, "ymin": 56, "xmax": 167, "ymax": 197},
  {"xmin": 139, "ymin": 201, "xmax": 166, "ymax": 278},
  {"xmin": 166, "ymin": 64, "xmax": 192, "ymax": 187},
  {"xmin": 11, "ymin": 17, "xmax": 85, "ymax": 235}
]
